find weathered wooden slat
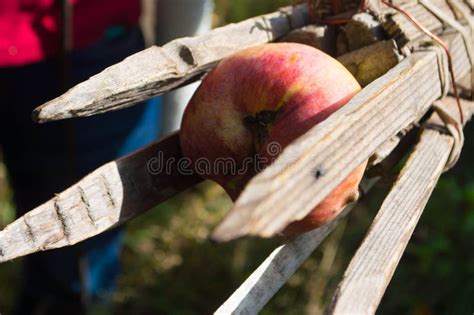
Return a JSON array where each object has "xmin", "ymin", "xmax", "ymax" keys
[
  {"xmin": 0, "ymin": 133, "xmax": 202, "ymax": 263},
  {"xmin": 326, "ymin": 96, "xmax": 474, "ymax": 315},
  {"xmin": 211, "ymin": 31, "xmax": 472, "ymax": 242},
  {"xmin": 464, "ymin": 0, "xmax": 474, "ymax": 10},
  {"xmin": 448, "ymin": 0, "xmax": 474, "ymax": 23},
  {"xmin": 32, "ymin": 4, "xmax": 311, "ymax": 123},
  {"xmin": 214, "ymin": 177, "xmax": 380, "ymax": 315}
]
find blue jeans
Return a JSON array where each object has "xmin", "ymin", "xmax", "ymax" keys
[{"xmin": 0, "ymin": 27, "xmax": 161, "ymax": 314}]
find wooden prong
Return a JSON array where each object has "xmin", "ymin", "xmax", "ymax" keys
[
  {"xmin": 211, "ymin": 32, "xmax": 471, "ymax": 242},
  {"xmin": 32, "ymin": 4, "xmax": 311, "ymax": 123},
  {"xmin": 0, "ymin": 133, "xmax": 202, "ymax": 263},
  {"xmin": 213, "ymin": 128, "xmax": 416, "ymax": 314},
  {"xmin": 382, "ymin": 0, "xmax": 456, "ymax": 46}
]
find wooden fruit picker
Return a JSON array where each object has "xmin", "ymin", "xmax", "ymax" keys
[{"xmin": 1, "ymin": 0, "xmax": 473, "ymax": 313}]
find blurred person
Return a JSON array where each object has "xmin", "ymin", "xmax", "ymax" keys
[{"xmin": 0, "ymin": 0, "xmax": 161, "ymax": 314}]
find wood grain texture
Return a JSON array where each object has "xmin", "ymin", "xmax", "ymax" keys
[
  {"xmin": 212, "ymin": 93, "xmax": 474, "ymax": 315},
  {"xmin": 32, "ymin": 4, "xmax": 311, "ymax": 123},
  {"xmin": 465, "ymin": 0, "xmax": 474, "ymax": 10},
  {"xmin": 326, "ymin": 96, "xmax": 474, "ymax": 315},
  {"xmin": 211, "ymin": 32, "xmax": 472, "ymax": 242},
  {"xmin": 0, "ymin": 133, "xmax": 202, "ymax": 262},
  {"xmin": 214, "ymin": 204, "xmax": 358, "ymax": 315}
]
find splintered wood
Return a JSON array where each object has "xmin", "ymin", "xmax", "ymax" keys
[{"xmin": 0, "ymin": 31, "xmax": 406, "ymax": 262}]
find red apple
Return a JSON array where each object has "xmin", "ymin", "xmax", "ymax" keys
[{"xmin": 180, "ymin": 42, "xmax": 366, "ymax": 235}]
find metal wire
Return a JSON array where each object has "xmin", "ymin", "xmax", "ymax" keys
[{"xmin": 303, "ymin": 0, "xmax": 464, "ymax": 124}]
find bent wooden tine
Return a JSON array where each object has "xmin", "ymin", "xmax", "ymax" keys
[{"xmin": 211, "ymin": 32, "xmax": 472, "ymax": 242}]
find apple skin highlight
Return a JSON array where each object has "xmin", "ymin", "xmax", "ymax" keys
[{"xmin": 180, "ymin": 42, "xmax": 366, "ymax": 235}]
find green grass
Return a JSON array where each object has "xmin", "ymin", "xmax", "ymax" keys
[
  {"xmin": 0, "ymin": 159, "xmax": 20, "ymax": 313},
  {"xmin": 213, "ymin": 0, "xmax": 293, "ymax": 26}
]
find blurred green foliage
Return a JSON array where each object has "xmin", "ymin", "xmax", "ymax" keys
[{"xmin": 1, "ymin": 1, "xmax": 474, "ymax": 314}]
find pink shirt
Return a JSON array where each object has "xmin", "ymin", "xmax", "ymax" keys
[{"xmin": 0, "ymin": 0, "xmax": 140, "ymax": 67}]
